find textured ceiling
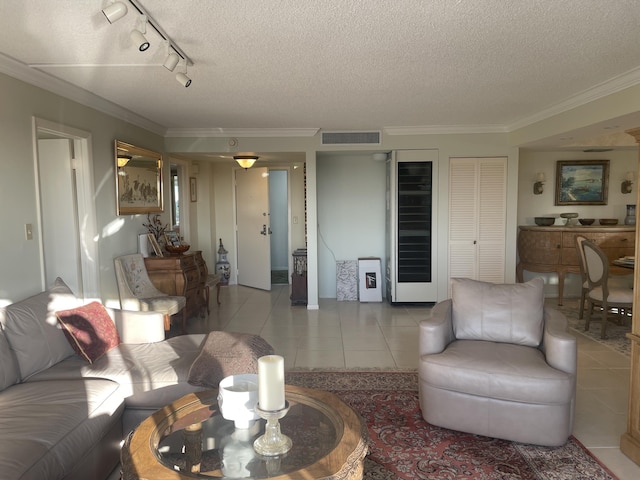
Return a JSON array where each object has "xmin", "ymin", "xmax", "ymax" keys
[{"xmin": 1, "ymin": 0, "xmax": 640, "ymax": 139}]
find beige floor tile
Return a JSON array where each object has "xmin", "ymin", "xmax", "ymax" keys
[
  {"xmin": 589, "ymin": 447, "xmax": 640, "ymax": 480},
  {"xmin": 345, "ymin": 350, "xmax": 396, "ymax": 369},
  {"xmin": 295, "ymin": 349, "xmax": 345, "ymax": 369}
]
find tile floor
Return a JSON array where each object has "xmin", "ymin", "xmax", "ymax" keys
[{"xmin": 181, "ymin": 284, "xmax": 640, "ymax": 480}]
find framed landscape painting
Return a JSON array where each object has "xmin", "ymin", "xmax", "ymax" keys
[{"xmin": 555, "ymin": 160, "xmax": 609, "ymax": 205}]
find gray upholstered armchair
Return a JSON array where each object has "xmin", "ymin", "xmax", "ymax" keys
[{"xmin": 418, "ymin": 277, "xmax": 576, "ymax": 446}]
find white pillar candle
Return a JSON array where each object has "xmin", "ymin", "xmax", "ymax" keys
[{"xmin": 258, "ymin": 355, "xmax": 285, "ymax": 411}]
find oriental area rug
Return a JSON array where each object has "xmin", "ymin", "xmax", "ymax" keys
[{"xmin": 285, "ymin": 371, "xmax": 618, "ymax": 480}]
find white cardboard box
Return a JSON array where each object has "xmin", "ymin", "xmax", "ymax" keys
[{"xmin": 358, "ymin": 257, "xmax": 382, "ymax": 302}]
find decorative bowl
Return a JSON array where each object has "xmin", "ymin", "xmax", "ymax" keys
[
  {"xmin": 578, "ymin": 218, "xmax": 595, "ymax": 225},
  {"xmin": 534, "ymin": 217, "xmax": 555, "ymax": 226},
  {"xmin": 165, "ymin": 244, "xmax": 190, "ymax": 254},
  {"xmin": 218, "ymin": 374, "xmax": 259, "ymax": 429},
  {"xmin": 599, "ymin": 218, "xmax": 619, "ymax": 226},
  {"xmin": 560, "ymin": 212, "xmax": 579, "ymax": 219}
]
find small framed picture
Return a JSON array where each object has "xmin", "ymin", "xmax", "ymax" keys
[
  {"xmin": 190, "ymin": 177, "xmax": 197, "ymax": 202},
  {"xmin": 164, "ymin": 231, "xmax": 181, "ymax": 246},
  {"xmin": 147, "ymin": 233, "xmax": 163, "ymax": 257}
]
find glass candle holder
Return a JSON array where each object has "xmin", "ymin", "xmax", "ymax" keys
[{"xmin": 253, "ymin": 401, "xmax": 292, "ymax": 457}]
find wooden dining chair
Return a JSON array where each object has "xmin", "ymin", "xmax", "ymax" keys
[{"xmin": 580, "ymin": 238, "xmax": 633, "ymax": 338}]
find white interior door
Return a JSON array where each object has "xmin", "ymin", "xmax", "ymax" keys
[
  {"xmin": 37, "ymin": 139, "xmax": 81, "ymax": 293},
  {"xmin": 236, "ymin": 167, "xmax": 271, "ymax": 290}
]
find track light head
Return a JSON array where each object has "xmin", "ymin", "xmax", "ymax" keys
[
  {"xmin": 102, "ymin": 2, "xmax": 128, "ymax": 24},
  {"xmin": 176, "ymin": 72, "xmax": 192, "ymax": 88},
  {"xmin": 130, "ymin": 29, "xmax": 150, "ymax": 52},
  {"xmin": 163, "ymin": 52, "xmax": 180, "ymax": 71}
]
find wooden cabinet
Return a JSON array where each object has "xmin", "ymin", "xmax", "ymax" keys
[
  {"xmin": 516, "ymin": 225, "xmax": 635, "ymax": 304},
  {"xmin": 144, "ymin": 251, "xmax": 207, "ymax": 320}
]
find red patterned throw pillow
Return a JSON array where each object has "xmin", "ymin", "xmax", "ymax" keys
[{"xmin": 56, "ymin": 302, "xmax": 121, "ymax": 363}]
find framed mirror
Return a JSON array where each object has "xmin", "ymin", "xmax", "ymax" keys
[{"xmin": 115, "ymin": 140, "xmax": 163, "ymax": 215}]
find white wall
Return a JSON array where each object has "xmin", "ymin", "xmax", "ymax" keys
[
  {"xmin": 0, "ymin": 72, "xmax": 165, "ymax": 306},
  {"xmin": 316, "ymin": 154, "xmax": 387, "ymax": 298}
]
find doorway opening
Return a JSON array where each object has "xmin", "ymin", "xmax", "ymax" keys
[
  {"xmin": 269, "ymin": 169, "xmax": 289, "ymax": 285},
  {"xmin": 169, "ymin": 159, "xmax": 190, "ymax": 241},
  {"xmin": 33, "ymin": 118, "xmax": 99, "ymax": 298}
]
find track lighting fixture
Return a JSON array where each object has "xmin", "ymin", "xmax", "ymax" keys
[
  {"xmin": 176, "ymin": 61, "xmax": 192, "ymax": 87},
  {"xmin": 130, "ymin": 29, "xmax": 149, "ymax": 51},
  {"xmin": 102, "ymin": 2, "xmax": 128, "ymax": 24},
  {"xmin": 163, "ymin": 51, "xmax": 179, "ymax": 72},
  {"xmin": 235, "ymin": 156, "xmax": 259, "ymax": 169},
  {"xmin": 130, "ymin": 15, "xmax": 149, "ymax": 51},
  {"xmin": 100, "ymin": 0, "xmax": 194, "ymax": 87},
  {"xmin": 176, "ymin": 72, "xmax": 192, "ymax": 88}
]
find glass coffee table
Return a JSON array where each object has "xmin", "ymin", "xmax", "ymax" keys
[{"xmin": 122, "ymin": 385, "xmax": 368, "ymax": 479}]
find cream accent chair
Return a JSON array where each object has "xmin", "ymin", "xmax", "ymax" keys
[
  {"xmin": 419, "ymin": 277, "xmax": 576, "ymax": 446},
  {"xmin": 114, "ymin": 254, "xmax": 187, "ymax": 332},
  {"xmin": 580, "ymin": 237, "xmax": 633, "ymax": 339},
  {"xmin": 575, "ymin": 235, "xmax": 632, "ymax": 320}
]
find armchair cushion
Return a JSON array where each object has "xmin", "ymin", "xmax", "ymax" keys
[
  {"xmin": 420, "ymin": 340, "xmax": 574, "ymax": 404},
  {"xmin": 451, "ymin": 277, "xmax": 544, "ymax": 347},
  {"xmin": 56, "ymin": 302, "xmax": 121, "ymax": 363}
]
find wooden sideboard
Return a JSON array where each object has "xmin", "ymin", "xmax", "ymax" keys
[
  {"xmin": 516, "ymin": 225, "xmax": 635, "ymax": 305},
  {"xmin": 144, "ymin": 251, "xmax": 207, "ymax": 323}
]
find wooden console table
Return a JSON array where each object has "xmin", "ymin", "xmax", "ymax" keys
[
  {"xmin": 144, "ymin": 251, "xmax": 207, "ymax": 323},
  {"xmin": 516, "ymin": 225, "xmax": 635, "ymax": 305}
]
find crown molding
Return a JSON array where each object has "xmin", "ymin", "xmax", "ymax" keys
[
  {"xmin": 0, "ymin": 53, "xmax": 166, "ymax": 136},
  {"xmin": 507, "ymin": 66, "xmax": 640, "ymax": 132},
  {"xmin": 164, "ymin": 127, "xmax": 320, "ymax": 138},
  {"xmin": 383, "ymin": 124, "xmax": 508, "ymax": 135}
]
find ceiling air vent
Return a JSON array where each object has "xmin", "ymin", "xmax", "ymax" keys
[{"xmin": 321, "ymin": 131, "xmax": 381, "ymax": 145}]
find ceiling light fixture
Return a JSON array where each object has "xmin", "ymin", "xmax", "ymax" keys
[
  {"xmin": 176, "ymin": 63, "xmax": 192, "ymax": 87},
  {"xmin": 101, "ymin": 0, "xmax": 194, "ymax": 86},
  {"xmin": 102, "ymin": 2, "xmax": 128, "ymax": 23},
  {"xmin": 130, "ymin": 15, "xmax": 150, "ymax": 51},
  {"xmin": 163, "ymin": 45, "xmax": 179, "ymax": 71},
  {"xmin": 235, "ymin": 156, "xmax": 258, "ymax": 169}
]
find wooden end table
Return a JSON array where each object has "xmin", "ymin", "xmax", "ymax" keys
[{"xmin": 121, "ymin": 385, "xmax": 368, "ymax": 479}]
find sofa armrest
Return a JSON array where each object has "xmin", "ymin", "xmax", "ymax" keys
[
  {"xmin": 105, "ymin": 308, "xmax": 165, "ymax": 344},
  {"xmin": 540, "ymin": 307, "xmax": 577, "ymax": 375},
  {"xmin": 419, "ymin": 299, "xmax": 455, "ymax": 356}
]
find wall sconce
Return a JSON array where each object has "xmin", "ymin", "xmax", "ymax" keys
[
  {"xmin": 235, "ymin": 156, "xmax": 258, "ymax": 169},
  {"xmin": 533, "ymin": 172, "xmax": 545, "ymax": 195},
  {"xmin": 622, "ymin": 171, "xmax": 635, "ymax": 194}
]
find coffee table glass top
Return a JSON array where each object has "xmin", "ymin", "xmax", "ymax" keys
[{"xmin": 156, "ymin": 391, "xmax": 341, "ymax": 478}]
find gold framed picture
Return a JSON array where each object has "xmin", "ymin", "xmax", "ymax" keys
[{"xmin": 115, "ymin": 140, "xmax": 163, "ymax": 215}]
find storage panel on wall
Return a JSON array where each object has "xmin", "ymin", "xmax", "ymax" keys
[
  {"xmin": 386, "ymin": 150, "xmax": 438, "ymax": 303},
  {"xmin": 449, "ymin": 157, "xmax": 507, "ymax": 288}
]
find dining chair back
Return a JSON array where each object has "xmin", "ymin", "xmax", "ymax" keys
[{"xmin": 580, "ymin": 238, "xmax": 633, "ymax": 338}]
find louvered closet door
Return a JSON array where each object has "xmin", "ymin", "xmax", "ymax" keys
[
  {"xmin": 449, "ymin": 159, "xmax": 478, "ymax": 279},
  {"xmin": 449, "ymin": 158, "xmax": 506, "ymax": 288}
]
